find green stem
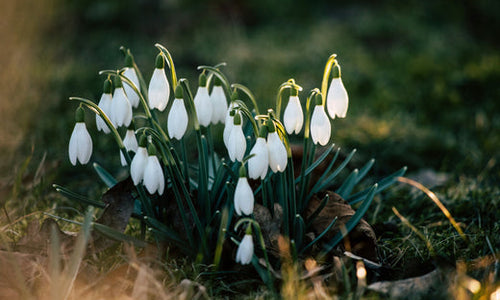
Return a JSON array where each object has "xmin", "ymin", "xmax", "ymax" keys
[
  {"xmin": 155, "ymin": 43, "xmax": 178, "ymax": 89},
  {"xmin": 231, "ymin": 83, "xmax": 260, "ymax": 115},
  {"xmin": 320, "ymin": 54, "xmax": 338, "ymax": 105}
]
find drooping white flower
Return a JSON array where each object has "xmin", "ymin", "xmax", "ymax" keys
[
  {"xmin": 120, "ymin": 129, "xmax": 139, "ymax": 166},
  {"xmin": 283, "ymin": 95, "xmax": 304, "ymax": 134},
  {"xmin": 69, "ymin": 107, "xmax": 92, "ymax": 166},
  {"xmin": 148, "ymin": 55, "xmax": 170, "ymax": 111},
  {"xmin": 267, "ymin": 131, "xmax": 287, "ymax": 173},
  {"xmin": 210, "ymin": 78, "xmax": 228, "ymax": 124},
  {"xmin": 167, "ymin": 97, "xmax": 189, "ymax": 140},
  {"xmin": 143, "ymin": 151, "xmax": 165, "ymax": 195},
  {"xmin": 111, "ymin": 78, "xmax": 133, "ymax": 127},
  {"xmin": 96, "ymin": 93, "xmax": 112, "ymax": 133},
  {"xmin": 227, "ymin": 114, "xmax": 246, "ymax": 162},
  {"xmin": 223, "ymin": 102, "xmax": 237, "ymax": 149},
  {"xmin": 236, "ymin": 233, "xmax": 254, "ymax": 265},
  {"xmin": 130, "ymin": 145, "xmax": 148, "ymax": 185},
  {"xmin": 193, "ymin": 73, "xmax": 212, "ymax": 127},
  {"xmin": 248, "ymin": 137, "xmax": 269, "ymax": 180},
  {"xmin": 234, "ymin": 176, "xmax": 254, "ymax": 216},
  {"xmin": 123, "ymin": 67, "xmax": 141, "ymax": 108},
  {"xmin": 310, "ymin": 104, "xmax": 331, "ymax": 146},
  {"xmin": 326, "ymin": 77, "xmax": 349, "ymax": 119}
]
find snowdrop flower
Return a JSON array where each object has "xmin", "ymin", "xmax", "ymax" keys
[
  {"xmin": 120, "ymin": 125, "xmax": 138, "ymax": 166},
  {"xmin": 234, "ymin": 166, "xmax": 254, "ymax": 216},
  {"xmin": 223, "ymin": 102, "xmax": 237, "ymax": 149},
  {"xmin": 193, "ymin": 73, "xmax": 212, "ymax": 127},
  {"xmin": 310, "ymin": 94, "xmax": 331, "ymax": 146},
  {"xmin": 235, "ymin": 231, "xmax": 254, "ymax": 265},
  {"xmin": 96, "ymin": 78, "xmax": 113, "ymax": 134},
  {"xmin": 167, "ymin": 86, "xmax": 188, "ymax": 140},
  {"xmin": 227, "ymin": 113, "xmax": 246, "ymax": 162},
  {"xmin": 143, "ymin": 144, "xmax": 165, "ymax": 195},
  {"xmin": 130, "ymin": 135, "xmax": 148, "ymax": 185},
  {"xmin": 111, "ymin": 77, "xmax": 133, "ymax": 127},
  {"xmin": 248, "ymin": 127, "xmax": 269, "ymax": 180},
  {"xmin": 283, "ymin": 89, "xmax": 303, "ymax": 134},
  {"xmin": 69, "ymin": 106, "xmax": 92, "ymax": 165},
  {"xmin": 326, "ymin": 77, "xmax": 348, "ymax": 119},
  {"xmin": 210, "ymin": 76, "xmax": 228, "ymax": 124},
  {"xmin": 122, "ymin": 54, "xmax": 141, "ymax": 108},
  {"xmin": 148, "ymin": 54, "xmax": 170, "ymax": 111},
  {"xmin": 267, "ymin": 122, "xmax": 287, "ymax": 173}
]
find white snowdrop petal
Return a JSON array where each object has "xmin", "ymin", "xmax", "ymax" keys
[
  {"xmin": 236, "ymin": 234, "xmax": 254, "ymax": 265},
  {"xmin": 326, "ymin": 77, "xmax": 349, "ymax": 119},
  {"xmin": 112, "ymin": 87, "xmax": 133, "ymax": 127},
  {"xmin": 228, "ymin": 124, "xmax": 246, "ymax": 162},
  {"xmin": 130, "ymin": 147, "xmax": 148, "ymax": 185},
  {"xmin": 267, "ymin": 132, "xmax": 287, "ymax": 173},
  {"xmin": 123, "ymin": 67, "xmax": 141, "ymax": 108},
  {"xmin": 248, "ymin": 138, "xmax": 269, "ymax": 180},
  {"xmin": 69, "ymin": 123, "xmax": 92, "ymax": 165},
  {"xmin": 120, "ymin": 130, "xmax": 138, "ymax": 166},
  {"xmin": 194, "ymin": 86, "xmax": 212, "ymax": 127},
  {"xmin": 143, "ymin": 156, "xmax": 164, "ymax": 194},
  {"xmin": 311, "ymin": 106, "xmax": 331, "ymax": 146},
  {"xmin": 148, "ymin": 68, "xmax": 170, "ymax": 111},
  {"xmin": 283, "ymin": 96, "xmax": 304, "ymax": 134},
  {"xmin": 68, "ymin": 126, "xmax": 79, "ymax": 166},
  {"xmin": 168, "ymin": 98, "xmax": 189, "ymax": 140},
  {"xmin": 96, "ymin": 93, "xmax": 112, "ymax": 133},
  {"xmin": 210, "ymin": 86, "xmax": 228, "ymax": 124},
  {"xmin": 234, "ymin": 177, "xmax": 254, "ymax": 216}
]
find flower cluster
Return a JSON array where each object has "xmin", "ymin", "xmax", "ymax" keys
[{"xmin": 67, "ymin": 46, "xmax": 351, "ymax": 269}]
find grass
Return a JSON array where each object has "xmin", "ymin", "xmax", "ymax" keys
[{"xmin": 1, "ymin": 0, "xmax": 499, "ymax": 298}]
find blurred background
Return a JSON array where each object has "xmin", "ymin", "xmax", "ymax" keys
[{"xmin": 1, "ymin": 0, "xmax": 499, "ymax": 209}]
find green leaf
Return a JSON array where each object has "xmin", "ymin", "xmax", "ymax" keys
[
  {"xmin": 53, "ymin": 184, "xmax": 105, "ymax": 208},
  {"xmin": 320, "ymin": 184, "xmax": 378, "ymax": 256},
  {"xmin": 305, "ymin": 193, "xmax": 330, "ymax": 228},
  {"xmin": 347, "ymin": 166, "xmax": 407, "ymax": 205},
  {"xmin": 93, "ymin": 222, "xmax": 147, "ymax": 248},
  {"xmin": 93, "ymin": 162, "xmax": 117, "ymax": 188},
  {"xmin": 296, "ymin": 144, "xmax": 335, "ymax": 184},
  {"xmin": 293, "ymin": 215, "xmax": 305, "ymax": 249},
  {"xmin": 301, "ymin": 217, "xmax": 337, "ymax": 254},
  {"xmin": 336, "ymin": 169, "xmax": 359, "ymax": 198}
]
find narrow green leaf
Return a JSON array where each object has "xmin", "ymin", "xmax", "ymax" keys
[
  {"xmin": 305, "ymin": 193, "xmax": 329, "ymax": 228},
  {"xmin": 320, "ymin": 184, "xmax": 377, "ymax": 256},
  {"xmin": 53, "ymin": 184, "xmax": 105, "ymax": 208},
  {"xmin": 296, "ymin": 144, "xmax": 335, "ymax": 183},
  {"xmin": 93, "ymin": 222, "xmax": 147, "ymax": 248},
  {"xmin": 93, "ymin": 162, "xmax": 117, "ymax": 188},
  {"xmin": 347, "ymin": 166, "xmax": 407, "ymax": 205},
  {"xmin": 336, "ymin": 169, "xmax": 359, "ymax": 198},
  {"xmin": 301, "ymin": 217, "xmax": 337, "ymax": 254}
]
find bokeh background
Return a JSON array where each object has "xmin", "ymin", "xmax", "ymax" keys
[{"xmin": 1, "ymin": 0, "xmax": 499, "ymax": 215}]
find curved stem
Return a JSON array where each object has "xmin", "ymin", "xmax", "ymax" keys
[
  {"xmin": 231, "ymin": 83, "xmax": 260, "ymax": 115},
  {"xmin": 320, "ymin": 54, "xmax": 338, "ymax": 105},
  {"xmin": 155, "ymin": 43, "xmax": 178, "ymax": 89}
]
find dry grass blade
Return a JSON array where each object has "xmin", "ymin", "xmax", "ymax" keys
[
  {"xmin": 397, "ymin": 176, "xmax": 467, "ymax": 242},
  {"xmin": 392, "ymin": 207, "xmax": 435, "ymax": 257}
]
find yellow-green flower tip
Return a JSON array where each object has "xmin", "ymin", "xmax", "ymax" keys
[
  {"xmin": 138, "ymin": 134, "xmax": 148, "ymax": 147},
  {"xmin": 75, "ymin": 106, "xmax": 85, "ymax": 122},
  {"xmin": 314, "ymin": 93, "xmax": 323, "ymax": 106},
  {"xmin": 103, "ymin": 78, "xmax": 113, "ymax": 94},
  {"xmin": 125, "ymin": 52, "xmax": 134, "ymax": 68},
  {"xmin": 114, "ymin": 76, "xmax": 123, "ymax": 88},
  {"xmin": 266, "ymin": 120, "xmax": 276, "ymax": 133},
  {"xmin": 198, "ymin": 73, "xmax": 207, "ymax": 87},
  {"xmin": 213, "ymin": 76, "xmax": 222, "ymax": 86},
  {"xmin": 155, "ymin": 54, "xmax": 164, "ymax": 69},
  {"xmin": 231, "ymin": 90, "xmax": 239, "ymax": 101},
  {"xmin": 233, "ymin": 112, "xmax": 242, "ymax": 125},
  {"xmin": 174, "ymin": 84, "xmax": 183, "ymax": 99},
  {"xmin": 239, "ymin": 165, "xmax": 246, "ymax": 177},
  {"xmin": 291, "ymin": 87, "xmax": 299, "ymax": 97},
  {"xmin": 147, "ymin": 143, "xmax": 157, "ymax": 156},
  {"xmin": 258, "ymin": 125, "xmax": 268, "ymax": 138}
]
